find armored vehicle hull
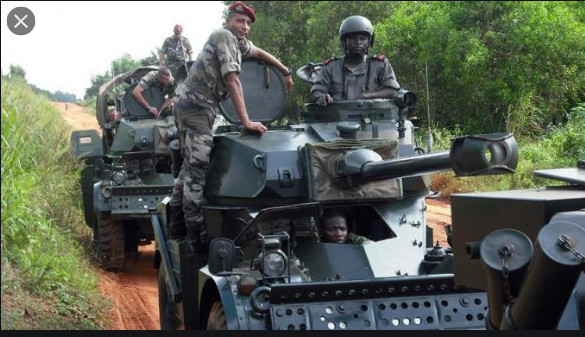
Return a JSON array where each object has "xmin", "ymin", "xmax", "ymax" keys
[{"xmin": 149, "ymin": 60, "xmax": 537, "ymax": 330}]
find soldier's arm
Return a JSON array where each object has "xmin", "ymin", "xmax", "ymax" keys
[
  {"xmin": 310, "ymin": 65, "xmax": 333, "ymax": 105},
  {"xmin": 158, "ymin": 51, "xmax": 165, "ymax": 67},
  {"xmin": 185, "ymin": 39, "xmax": 194, "ymax": 61},
  {"xmin": 225, "ymin": 72, "xmax": 267, "ymax": 134},
  {"xmin": 132, "ymin": 85, "xmax": 158, "ymax": 117},
  {"xmin": 159, "ymin": 40, "xmax": 168, "ymax": 66},
  {"xmin": 251, "ymin": 47, "xmax": 293, "ymax": 93},
  {"xmin": 361, "ymin": 61, "xmax": 399, "ymax": 99}
]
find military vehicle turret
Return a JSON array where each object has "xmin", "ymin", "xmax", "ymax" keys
[
  {"xmin": 70, "ymin": 66, "xmax": 178, "ymax": 271},
  {"xmin": 151, "ymin": 59, "xmax": 522, "ymax": 330}
]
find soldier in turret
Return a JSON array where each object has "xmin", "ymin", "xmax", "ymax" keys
[
  {"xmin": 310, "ymin": 15, "xmax": 400, "ymax": 107},
  {"xmin": 132, "ymin": 66, "xmax": 176, "ymax": 118}
]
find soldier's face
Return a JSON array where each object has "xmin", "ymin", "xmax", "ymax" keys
[
  {"xmin": 345, "ymin": 33, "xmax": 370, "ymax": 57},
  {"xmin": 323, "ymin": 216, "xmax": 348, "ymax": 244},
  {"xmin": 157, "ymin": 73, "xmax": 171, "ymax": 85},
  {"xmin": 226, "ymin": 13, "xmax": 252, "ymax": 39}
]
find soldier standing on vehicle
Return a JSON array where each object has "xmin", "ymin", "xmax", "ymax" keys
[
  {"xmin": 168, "ymin": 1, "xmax": 294, "ymax": 254},
  {"xmin": 311, "ymin": 15, "xmax": 400, "ymax": 106},
  {"xmin": 132, "ymin": 66, "xmax": 176, "ymax": 118},
  {"xmin": 159, "ymin": 24, "xmax": 194, "ymax": 82}
]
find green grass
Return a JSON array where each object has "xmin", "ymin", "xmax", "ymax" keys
[{"xmin": 1, "ymin": 77, "xmax": 110, "ymax": 329}]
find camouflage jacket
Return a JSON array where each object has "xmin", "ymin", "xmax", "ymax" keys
[
  {"xmin": 137, "ymin": 71, "xmax": 176, "ymax": 98},
  {"xmin": 310, "ymin": 55, "xmax": 400, "ymax": 101},
  {"xmin": 176, "ymin": 28, "xmax": 255, "ymax": 109},
  {"xmin": 161, "ymin": 35, "xmax": 193, "ymax": 64},
  {"xmin": 346, "ymin": 232, "xmax": 373, "ymax": 245}
]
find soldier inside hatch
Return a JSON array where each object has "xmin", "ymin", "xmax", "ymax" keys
[
  {"xmin": 321, "ymin": 209, "xmax": 373, "ymax": 245},
  {"xmin": 310, "ymin": 15, "xmax": 400, "ymax": 107}
]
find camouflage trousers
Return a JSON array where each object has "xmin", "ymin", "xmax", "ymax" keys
[{"xmin": 169, "ymin": 101, "xmax": 215, "ymax": 238}]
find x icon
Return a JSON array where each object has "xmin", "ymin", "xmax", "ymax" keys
[
  {"xmin": 7, "ymin": 7, "xmax": 35, "ymax": 35},
  {"xmin": 14, "ymin": 14, "xmax": 29, "ymax": 28}
]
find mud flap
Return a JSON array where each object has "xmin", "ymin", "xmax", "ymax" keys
[
  {"xmin": 81, "ymin": 165, "xmax": 97, "ymax": 227},
  {"xmin": 70, "ymin": 129, "xmax": 103, "ymax": 161}
]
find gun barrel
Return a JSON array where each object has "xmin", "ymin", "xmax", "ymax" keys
[
  {"xmin": 339, "ymin": 133, "xmax": 519, "ymax": 184},
  {"xmin": 361, "ymin": 151, "xmax": 451, "ymax": 180}
]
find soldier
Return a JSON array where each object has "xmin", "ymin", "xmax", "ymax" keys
[
  {"xmin": 159, "ymin": 24, "xmax": 194, "ymax": 82},
  {"xmin": 168, "ymin": 1, "xmax": 294, "ymax": 254},
  {"xmin": 310, "ymin": 15, "xmax": 400, "ymax": 106},
  {"xmin": 132, "ymin": 66, "xmax": 176, "ymax": 118},
  {"xmin": 320, "ymin": 209, "xmax": 372, "ymax": 245}
]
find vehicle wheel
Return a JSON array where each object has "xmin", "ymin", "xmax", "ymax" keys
[
  {"xmin": 94, "ymin": 212, "xmax": 124, "ymax": 271},
  {"xmin": 207, "ymin": 301, "xmax": 228, "ymax": 330},
  {"xmin": 158, "ymin": 264, "xmax": 182, "ymax": 330}
]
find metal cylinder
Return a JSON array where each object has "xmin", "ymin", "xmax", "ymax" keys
[
  {"xmin": 500, "ymin": 221, "xmax": 585, "ymax": 330},
  {"xmin": 479, "ymin": 229, "xmax": 533, "ymax": 329}
]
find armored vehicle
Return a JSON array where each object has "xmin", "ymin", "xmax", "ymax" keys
[
  {"xmin": 451, "ymin": 161, "xmax": 585, "ymax": 330},
  {"xmin": 70, "ymin": 66, "xmax": 178, "ymax": 271},
  {"xmin": 151, "ymin": 59, "xmax": 521, "ymax": 330}
]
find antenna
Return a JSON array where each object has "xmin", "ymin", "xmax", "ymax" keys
[{"xmin": 425, "ymin": 59, "xmax": 433, "ymax": 153}]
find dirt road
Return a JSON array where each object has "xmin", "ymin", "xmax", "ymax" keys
[
  {"xmin": 58, "ymin": 101, "xmax": 452, "ymax": 330},
  {"xmin": 58, "ymin": 102, "xmax": 161, "ymax": 330}
]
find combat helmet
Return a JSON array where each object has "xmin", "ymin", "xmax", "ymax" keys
[{"xmin": 339, "ymin": 15, "xmax": 375, "ymax": 47}]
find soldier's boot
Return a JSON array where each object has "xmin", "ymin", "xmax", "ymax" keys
[
  {"xmin": 169, "ymin": 205, "xmax": 186, "ymax": 240},
  {"xmin": 186, "ymin": 222, "xmax": 210, "ymax": 258}
]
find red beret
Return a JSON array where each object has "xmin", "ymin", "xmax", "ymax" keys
[{"xmin": 228, "ymin": 2, "xmax": 256, "ymax": 23}]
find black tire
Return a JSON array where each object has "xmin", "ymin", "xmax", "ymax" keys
[
  {"xmin": 158, "ymin": 264, "xmax": 182, "ymax": 330},
  {"xmin": 94, "ymin": 212, "xmax": 124, "ymax": 271},
  {"xmin": 207, "ymin": 301, "xmax": 228, "ymax": 330}
]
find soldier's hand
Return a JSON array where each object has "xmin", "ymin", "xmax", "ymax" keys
[
  {"xmin": 284, "ymin": 76, "xmax": 294, "ymax": 93},
  {"xmin": 148, "ymin": 107, "xmax": 160, "ymax": 117},
  {"xmin": 316, "ymin": 94, "xmax": 333, "ymax": 107},
  {"xmin": 244, "ymin": 121, "xmax": 267, "ymax": 134}
]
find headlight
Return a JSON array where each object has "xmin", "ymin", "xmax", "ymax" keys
[
  {"xmin": 101, "ymin": 185, "xmax": 112, "ymax": 199},
  {"xmin": 112, "ymin": 171, "xmax": 125, "ymax": 185},
  {"xmin": 263, "ymin": 251, "xmax": 287, "ymax": 277}
]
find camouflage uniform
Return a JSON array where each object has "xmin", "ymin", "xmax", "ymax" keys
[
  {"xmin": 137, "ymin": 71, "xmax": 176, "ymax": 98},
  {"xmin": 170, "ymin": 28, "xmax": 255, "ymax": 243},
  {"xmin": 310, "ymin": 55, "xmax": 400, "ymax": 101},
  {"xmin": 161, "ymin": 35, "xmax": 193, "ymax": 79},
  {"xmin": 346, "ymin": 232, "xmax": 373, "ymax": 245}
]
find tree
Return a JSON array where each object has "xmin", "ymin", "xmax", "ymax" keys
[
  {"xmin": 375, "ymin": 1, "xmax": 585, "ymax": 135},
  {"xmin": 9, "ymin": 64, "xmax": 26, "ymax": 80},
  {"xmin": 84, "ymin": 54, "xmax": 150, "ymax": 100}
]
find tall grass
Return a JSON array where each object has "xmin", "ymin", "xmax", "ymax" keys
[{"xmin": 1, "ymin": 77, "xmax": 108, "ymax": 329}]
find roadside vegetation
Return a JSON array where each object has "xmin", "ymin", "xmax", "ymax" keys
[{"xmin": 1, "ymin": 77, "xmax": 110, "ymax": 329}]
